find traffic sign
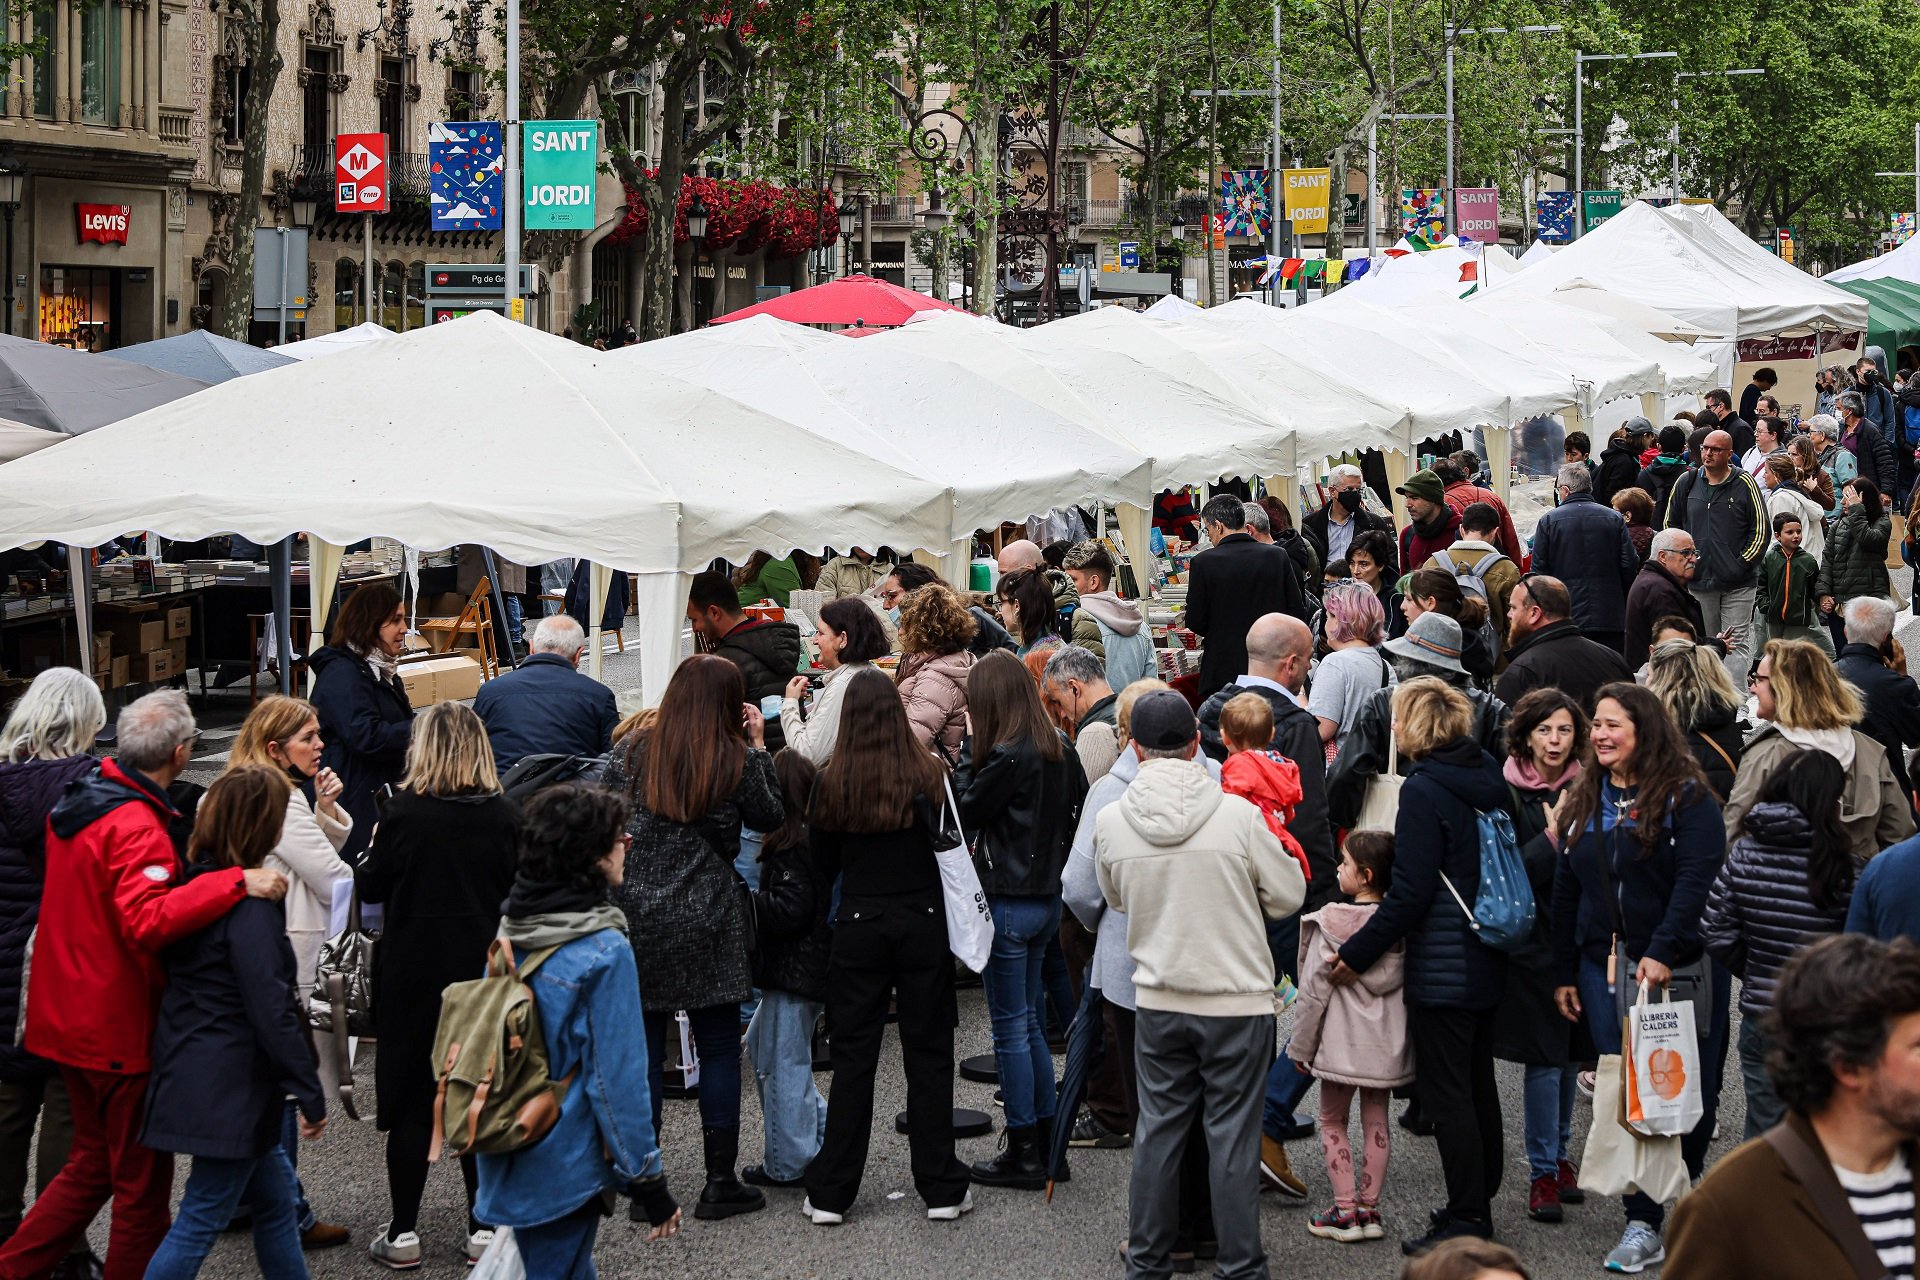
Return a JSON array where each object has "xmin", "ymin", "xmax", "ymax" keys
[
  {"xmin": 335, "ymin": 134, "xmax": 388, "ymax": 214},
  {"xmin": 1119, "ymin": 240, "xmax": 1139, "ymax": 268},
  {"xmin": 424, "ymin": 264, "xmax": 534, "ymax": 296}
]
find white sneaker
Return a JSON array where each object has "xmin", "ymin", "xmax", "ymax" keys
[
  {"xmin": 1604, "ymin": 1221, "xmax": 1665, "ymax": 1274},
  {"xmin": 800, "ymin": 1197, "xmax": 844, "ymax": 1226},
  {"xmin": 466, "ymin": 1229, "xmax": 495, "ymax": 1266},
  {"xmin": 368, "ymin": 1225, "xmax": 422, "ymax": 1271},
  {"xmin": 927, "ymin": 1190, "xmax": 974, "ymax": 1221}
]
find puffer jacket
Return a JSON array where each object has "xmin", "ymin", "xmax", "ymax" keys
[
  {"xmin": 712, "ymin": 618, "xmax": 804, "ymax": 750},
  {"xmin": 1326, "ymin": 681, "xmax": 1508, "ymax": 830},
  {"xmin": 953, "ymin": 733, "xmax": 1087, "ymax": 898},
  {"xmin": 1702, "ymin": 801, "xmax": 1858, "ymax": 1019},
  {"xmin": 1290, "ymin": 901, "xmax": 1412, "ymax": 1088},
  {"xmin": 1635, "ymin": 455, "xmax": 1689, "ymax": 518},
  {"xmin": 1338, "ymin": 739, "xmax": 1510, "ymax": 1009},
  {"xmin": 750, "ymin": 833, "xmax": 831, "ymax": 1002},
  {"xmin": 0, "ymin": 754, "xmax": 95, "ymax": 1082},
  {"xmin": 1824, "ymin": 506, "xmax": 1891, "ymax": 605},
  {"xmin": 897, "ymin": 649, "xmax": 974, "ymax": 763}
]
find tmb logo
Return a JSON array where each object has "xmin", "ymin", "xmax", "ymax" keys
[{"xmin": 76, "ymin": 204, "xmax": 131, "ymax": 245}]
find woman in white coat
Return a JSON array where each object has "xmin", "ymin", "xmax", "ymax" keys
[
  {"xmin": 779, "ymin": 598, "xmax": 891, "ymax": 767},
  {"xmin": 227, "ymin": 694, "xmax": 355, "ymax": 1249}
]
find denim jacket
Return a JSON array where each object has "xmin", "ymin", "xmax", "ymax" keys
[{"xmin": 474, "ymin": 927, "xmax": 662, "ymax": 1228}]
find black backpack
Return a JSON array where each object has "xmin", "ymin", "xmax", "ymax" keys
[{"xmin": 499, "ymin": 753, "xmax": 608, "ymax": 805}]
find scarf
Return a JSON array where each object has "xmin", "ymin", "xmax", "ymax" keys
[
  {"xmin": 1502, "ymin": 755, "xmax": 1582, "ymax": 793},
  {"xmin": 354, "ymin": 643, "xmax": 400, "ymax": 683},
  {"xmin": 498, "ymin": 873, "xmax": 628, "ymax": 950}
]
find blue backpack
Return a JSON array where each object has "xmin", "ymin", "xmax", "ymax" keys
[{"xmin": 1439, "ymin": 808, "xmax": 1535, "ymax": 951}]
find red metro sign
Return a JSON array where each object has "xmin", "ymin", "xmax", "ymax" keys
[{"xmin": 76, "ymin": 203, "xmax": 130, "ymax": 245}]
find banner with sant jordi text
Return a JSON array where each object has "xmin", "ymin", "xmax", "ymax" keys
[{"xmin": 523, "ymin": 120, "xmax": 599, "ymax": 230}]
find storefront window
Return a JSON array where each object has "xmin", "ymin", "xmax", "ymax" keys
[
  {"xmin": 41, "ymin": 266, "xmax": 115, "ymax": 349},
  {"xmin": 78, "ymin": 0, "xmax": 119, "ymax": 124}
]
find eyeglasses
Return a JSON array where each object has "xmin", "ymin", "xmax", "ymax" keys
[
  {"xmin": 1749, "ymin": 672, "xmax": 1771, "ymax": 689},
  {"xmin": 879, "ymin": 587, "xmax": 905, "ymax": 606},
  {"xmin": 1659, "ymin": 548, "xmax": 1701, "ymax": 561}
]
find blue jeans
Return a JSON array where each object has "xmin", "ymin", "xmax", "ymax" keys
[
  {"xmin": 146, "ymin": 1146, "xmax": 307, "ymax": 1280},
  {"xmin": 745, "ymin": 990, "xmax": 827, "ymax": 1181},
  {"xmin": 1578, "ymin": 956, "xmax": 1665, "ymax": 1231},
  {"xmin": 515, "ymin": 1200, "xmax": 601, "ymax": 1280},
  {"xmin": 642, "ymin": 1004, "xmax": 742, "ymax": 1137},
  {"xmin": 1042, "ymin": 932, "xmax": 1075, "ymax": 1039},
  {"xmin": 1523, "ymin": 1064, "xmax": 1577, "ymax": 1180},
  {"xmin": 1738, "ymin": 1018, "xmax": 1785, "ymax": 1141},
  {"xmin": 983, "ymin": 896, "xmax": 1059, "ymax": 1130},
  {"xmin": 505, "ymin": 594, "xmax": 524, "ymax": 644},
  {"xmin": 1261, "ymin": 912, "xmax": 1309, "ymax": 1142},
  {"xmin": 280, "ymin": 1100, "xmax": 315, "ymax": 1232},
  {"xmin": 736, "ymin": 828, "xmax": 763, "ymax": 1024}
]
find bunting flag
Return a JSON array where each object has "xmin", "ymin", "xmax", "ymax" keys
[
  {"xmin": 1346, "ymin": 258, "xmax": 1372, "ymax": 280},
  {"xmin": 1301, "ymin": 260, "xmax": 1327, "ymax": 282},
  {"xmin": 1459, "ymin": 261, "xmax": 1478, "ymax": 283},
  {"xmin": 1403, "ymin": 229, "xmax": 1436, "ymax": 253},
  {"xmin": 1325, "ymin": 259, "xmax": 1348, "ymax": 283},
  {"xmin": 1384, "ymin": 248, "xmax": 1410, "ymax": 259},
  {"xmin": 1280, "ymin": 258, "xmax": 1304, "ymax": 282}
]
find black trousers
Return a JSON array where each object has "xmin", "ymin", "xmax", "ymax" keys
[
  {"xmin": 804, "ymin": 895, "xmax": 970, "ymax": 1214},
  {"xmin": 1409, "ymin": 1004, "xmax": 1502, "ymax": 1224}
]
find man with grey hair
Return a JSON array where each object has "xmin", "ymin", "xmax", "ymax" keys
[
  {"xmin": 1624, "ymin": 528, "xmax": 1707, "ymax": 669},
  {"xmin": 1837, "ymin": 597, "xmax": 1920, "ymax": 820},
  {"xmin": 1530, "ymin": 460, "xmax": 1639, "ymax": 653},
  {"xmin": 1241, "ymin": 502, "xmax": 1272, "ymax": 544},
  {"xmin": 0, "ymin": 690, "xmax": 285, "ymax": 1280},
  {"xmin": 1097, "ymin": 690, "xmax": 1305, "ymax": 1280},
  {"xmin": 473, "ymin": 614, "xmax": 620, "ymax": 770},
  {"xmin": 1302, "ymin": 463, "xmax": 1396, "ymax": 592},
  {"xmin": 1041, "ymin": 645, "xmax": 1119, "ymax": 781}
]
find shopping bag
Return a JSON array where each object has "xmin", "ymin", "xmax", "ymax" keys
[
  {"xmin": 1624, "ymin": 981, "xmax": 1703, "ymax": 1138},
  {"xmin": 934, "ymin": 775, "xmax": 994, "ymax": 972},
  {"xmin": 1579, "ymin": 1054, "xmax": 1690, "ymax": 1203},
  {"xmin": 1354, "ymin": 736, "xmax": 1403, "ymax": 831},
  {"xmin": 469, "ymin": 1227, "xmax": 524, "ymax": 1280}
]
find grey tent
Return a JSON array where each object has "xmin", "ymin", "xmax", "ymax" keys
[
  {"xmin": 105, "ymin": 330, "xmax": 295, "ymax": 383},
  {"xmin": 0, "ymin": 334, "xmax": 208, "ymax": 436}
]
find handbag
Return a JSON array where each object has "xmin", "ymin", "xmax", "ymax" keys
[
  {"xmin": 933, "ymin": 775, "xmax": 995, "ymax": 972},
  {"xmin": 1579, "ymin": 1053, "xmax": 1689, "ymax": 1202},
  {"xmin": 1594, "ymin": 813, "xmax": 1711, "ymax": 1035},
  {"xmin": 1354, "ymin": 732, "xmax": 1402, "ymax": 832},
  {"xmin": 309, "ymin": 891, "xmax": 377, "ymax": 1121},
  {"xmin": 1622, "ymin": 980, "xmax": 1703, "ymax": 1138}
]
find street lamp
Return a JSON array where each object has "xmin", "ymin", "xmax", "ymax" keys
[
  {"xmin": 1168, "ymin": 211, "xmax": 1186, "ymax": 241},
  {"xmin": 0, "ymin": 148, "xmax": 23, "ymax": 337},
  {"xmin": 921, "ymin": 186, "xmax": 951, "ymax": 232},
  {"xmin": 1444, "ymin": 25, "xmax": 1564, "ymax": 236},
  {"xmin": 1572, "ymin": 49, "xmax": 1678, "ymax": 237},
  {"xmin": 836, "ymin": 197, "xmax": 860, "ymax": 276},
  {"xmin": 1671, "ymin": 68, "xmax": 1763, "ymax": 199},
  {"xmin": 686, "ymin": 197, "xmax": 709, "ymax": 243}
]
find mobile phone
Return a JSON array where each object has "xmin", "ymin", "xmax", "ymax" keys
[{"xmin": 374, "ymin": 783, "xmax": 397, "ymax": 817}]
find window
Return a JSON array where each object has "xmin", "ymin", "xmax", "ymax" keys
[
  {"xmin": 377, "ymin": 56, "xmax": 402, "ymax": 140},
  {"xmin": 29, "ymin": 5, "xmax": 53, "ymax": 117},
  {"xmin": 446, "ymin": 68, "xmax": 475, "ymax": 123},
  {"xmin": 78, "ymin": 0, "xmax": 119, "ymax": 124},
  {"xmin": 222, "ymin": 59, "xmax": 248, "ymax": 145},
  {"xmin": 302, "ymin": 48, "xmax": 332, "ymax": 154},
  {"xmin": 333, "ymin": 258, "xmax": 359, "ymax": 328}
]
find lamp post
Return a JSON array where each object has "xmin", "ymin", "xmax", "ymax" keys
[
  {"xmin": 1572, "ymin": 49, "xmax": 1678, "ymax": 237},
  {"xmin": 1444, "ymin": 25, "xmax": 1563, "ymax": 236},
  {"xmin": 837, "ymin": 197, "xmax": 859, "ymax": 274},
  {"xmin": 1668, "ymin": 67, "xmax": 1763, "ymax": 200},
  {"xmin": 1876, "ymin": 125, "xmax": 1920, "ymax": 229},
  {"xmin": 0, "ymin": 149, "xmax": 22, "ymax": 337}
]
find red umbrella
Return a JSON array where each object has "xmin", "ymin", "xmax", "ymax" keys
[
  {"xmin": 835, "ymin": 326, "xmax": 889, "ymax": 338},
  {"xmin": 708, "ymin": 274, "xmax": 965, "ymax": 327}
]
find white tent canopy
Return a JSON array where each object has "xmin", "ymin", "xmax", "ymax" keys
[
  {"xmin": 0, "ymin": 417, "xmax": 60, "ymax": 464},
  {"xmin": 1332, "ymin": 243, "xmax": 1521, "ymax": 307},
  {"xmin": 274, "ymin": 321, "xmax": 397, "ymax": 361},
  {"xmin": 1469, "ymin": 292, "xmax": 1719, "ymax": 399},
  {"xmin": 1824, "ymin": 234, "xmax": 1920, "ymax": 286},
  {"xmin": 1505, "ymin": 201, "xmax": 1866, "ymax": 340},
  {"xmin": 1529, "ymin": 281, "xmax": 1709, "ymax": 341},
  {"xmin": 1518, "ymin": 240, "xmax": 1556, "ymax": 268}
]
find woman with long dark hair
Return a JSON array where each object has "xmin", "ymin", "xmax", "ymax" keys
[
  {"xmin": 1549, "ymin": 683, "xmax": 1723, "ymax": 1273},
  {"xmin": 953, "ymin": 651, "xmax": 1088, "ymax": 1189},
  {"xmin": 1391, "ymin": 567, "xmax": 1495, "ymax": 682},
  {"xmin": 1494, "ymin": 689, "xmax": 1587, "ymax": 1226},
  {"xmin": 604, "ymin": 654, "xmax": 783, "ymax": 1222},
  {"xmin": 307, "ymin": 583, "xmax": 412, "ymax": 860},
  {"xmin": 802, "ymin": 669, "xmax": 971, "ymax": 1225},
  {"xmin": 1702, "ymin": 749, "xmax": 1859, "ymax": 1139},
  {"xmin": 995, "ymin": 569, "xmax": 1063, "ymax": 656}
]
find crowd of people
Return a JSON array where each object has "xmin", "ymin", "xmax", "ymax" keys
[{"xmin": 0, "ymin": 367, "xmax": 1919, "ymax": 1279}]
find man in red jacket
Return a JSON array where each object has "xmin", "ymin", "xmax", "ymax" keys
[
  {"xmin": 0, "ymin": 690, "xmax": 286, "ymax": 1280},
  {"xmin": 1435, "ymin": 452, "xmax": 1525, "ymax": 564}
]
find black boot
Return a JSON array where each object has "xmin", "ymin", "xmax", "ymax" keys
[
  {"xmin": 693, "ymin": 1126, "xmax": 767, "ymax": 1220},
  {"xmin": 969, "ymin": 1125, "xmax": 1047, "ymax": 1190},
  {"xmin": 1035, "ymin": 1115, "xmax": 1070, "ymax": 1183}
]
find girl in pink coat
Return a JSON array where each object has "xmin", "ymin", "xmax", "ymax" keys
[{"xmin": 1290, "ymin": 831, "xmax": 1414, "ymax": 1243}]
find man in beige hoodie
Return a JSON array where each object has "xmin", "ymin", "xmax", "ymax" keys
[{"xmin": 1097, "ymin": 691, "xmax": 1307, "ymax": 1280}]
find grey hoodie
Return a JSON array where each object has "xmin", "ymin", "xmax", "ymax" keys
[
  {"xmin": 1074, "ymin": 591, "xmax": 1144, "ymax": 636},
  {"xmin": 1095, "ymin": 756, "xmax": 1306, "ymax": 1016}
]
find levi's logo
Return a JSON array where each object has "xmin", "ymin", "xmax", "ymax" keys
[{"xmin": 76, "ymin": 204, "xmax": 131, "ymax": 245}]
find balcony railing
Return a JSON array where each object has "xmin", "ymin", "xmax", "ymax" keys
[
  {"xmin": 1082, "ymin": 197, "xmax": 1123, "ymax": 226},
  {"xmin": 871, "ymin": 195, "xmax": 921, "ymax": 224},
  {"xmin": 157, "ymin": 106, "xmax": 192, "ymax": 146}
]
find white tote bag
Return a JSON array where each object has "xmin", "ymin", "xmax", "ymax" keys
[
  {"xmin": 1624, "ymin": 981, "xmax": 1704, "ymax": 1138},
  {"xmin": 1579, "ymin": 1053, "xmax": 1690, "ymax": 1204},
  {"xmin": 1354, "ymin": 735, "xmax": 1402, "ymax": 832},
  {"xmin": 934, "ymin": 775, "xmax": 995, "ymax": 972}
]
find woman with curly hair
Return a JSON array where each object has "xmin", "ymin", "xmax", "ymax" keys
[{"xmin": 895, "ymin": 585, "xmax": 978, "ymax": 762}]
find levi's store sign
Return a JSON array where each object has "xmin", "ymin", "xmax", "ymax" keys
[{"xmin": 76, "ymin": 204, "xmax": 131, "ymax": 245}]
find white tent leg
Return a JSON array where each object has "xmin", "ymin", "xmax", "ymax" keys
[
  {"xmin": 1384, "ymin": 450, "xmax": 1412, "ymax": 527},
  {"xmin": 267, "ymin": 537, "xmax": 295, "ymax": 696},
  {"xmin": 1485, "ymin": 428, "xmax": 1513, "ymax": 503},
  {"xmin": 306, "ymin": 538, "xmax": 344, "ymax": 694},
  {"xmin": 1639, "ymin": 391, "xmax": 1662, "ymax": 424},
  {"xmin": 1114, "ymin": 503, "xmax": 1154, "ymax": 598},
  {"xmin": 1263, "ymin": 475, "xmax": 1301, "ymax": 521},
  {"xmin": 67, "ymin": 546, "xmax": 92, "ymax": 678},
  {"xmin": 588, "ymin": 564, "xmax": 612, "ymax": 683},
  {"xmin": 931, "ymin": 538, "xmax": 972, "ymax": 591},
  {"xmin": 632, "ymin": 572, "xmax": 692, "ymax": 707}
]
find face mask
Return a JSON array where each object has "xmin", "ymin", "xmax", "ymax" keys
[
  {"xmin": 887, "ymin": 606, "xmax": 901, "ymax": 625},
  {"xmin": 1336, "ymin": 489, "xmax": 1364, "ymax": 513}
]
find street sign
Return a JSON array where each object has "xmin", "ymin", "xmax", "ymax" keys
[
  {"xmin": 522, "ymin": 120, "xmax": 599, "ymax": 230},
  {"xmin": 1119, "ymin": 240, "xmax": 1139, "ymax": 268},
  {"xmin": 334, "ymin": 134, "xmax": 388, "ymax": 213},
  {"xmin": 425, "ymin": 264, "xmax": 534, "ymax": 295}
]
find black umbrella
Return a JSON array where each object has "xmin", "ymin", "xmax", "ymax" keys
[{"xmin": 1045, "ymin": 980, "xmax": 1106, "ymax": 1202}]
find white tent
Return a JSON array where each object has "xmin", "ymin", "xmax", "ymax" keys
[
  {"xmin": 1824, "ymin": 235, "xmax": 1920, "ymax": 286},
  {"xmin": 0, "ymin": 417, "xmax": 59, "ymax": 464},
  {"xmin": 1505, "ymin": 201, "xmax": 1866, "ymax": 340},
  {"xmin": 0, "ymin": 312, "xmax": 961, "ymax": 700},
  {"xmin": 1518, "ymin": 240, "xmax": 1556, "ymax": 268},
  {"xmin": 274, "ymin": 321, "xmax": 397, "ymax": 361},
  {"xmin": 1528, "ymin": 281, "xmax": 1708, "ymax": 341},
  {"xmin": 1470, "ymin": 293, "xmax": 1718, "ymax": 400},
  {"xmin": 1332, "ymin": 243, "xmax": 1521, "ymax": 307},
  {"xmin": 1144, "ymin": 293, "xmax": 1204, "ymax": 319}
]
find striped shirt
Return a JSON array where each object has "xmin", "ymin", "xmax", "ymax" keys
[{"xmin": 1834, "ymin": 1149, "xmax": 1916, "ymax": 1279}]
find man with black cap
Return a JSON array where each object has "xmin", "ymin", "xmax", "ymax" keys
[
  {"xmin": 1396, "ymin": 469, "xmax": 1462, "ymax": 572},
  {"xmin": 1098, "ymin": 691, "xmax": 1306, "ymax": 1280}
]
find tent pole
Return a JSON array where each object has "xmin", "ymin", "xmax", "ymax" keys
[
  {"xmin": 66, "ymin": 545, "xmax": 92, "ymax": 678},
  {"xmin": 268, "ymin": 537, "xmax": 295, "ymax": 696},
  {"xmin": 479, "ymin": 547, "xmax": 520, "ymax": 671}
]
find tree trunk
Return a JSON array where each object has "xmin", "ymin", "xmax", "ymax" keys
[
  {"xmin": 220, "ymin": 0, "xmax": 281, "ymax": 342},
  {"xmin": 1324, "ymin": 143, "xmax": 1348, "ymax": 286},
  {"xmin": 968, "ymin": 96, "xmax": 998, "ymax": 317},
  {"xmin": 638, "ymin": 70, "xmax": 691, "ymax": 341},
  {"xmin": 929, "ymin": 229, "xmax": 949, "ymax": 304}
]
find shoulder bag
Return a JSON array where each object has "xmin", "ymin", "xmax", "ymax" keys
[
  {"xmin": 932, "ymin": 775, "xmax": 994, "ymax": 972},
  {"xmin": 310, "ymin": 890, "xmax": 377, "ymax": 1120},
  {"xmin": 1764, "ymin": 1123, "xmax": 1898, "ymax": 1280},
  {"xmin": 1354, "ymin": 725, "xmax": 1402, "ymax": 833}
]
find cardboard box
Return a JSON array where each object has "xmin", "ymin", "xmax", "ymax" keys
[
  {"xmin": 167, "ymin": 638, "xmax": 189, "ymax": 672},
  {"xmin": 399, "ymin": 654, "xmax": 483, "ymax": 708},
  {"xmin": 131, "ymin": 648, "xmax": 176, "ymax": 683},
  {"xmin": 91, "ymin": 632, "xmax": 113, "ymax": 671},
  {"xmin": 165, "ymin": 606, "xmax": 192, "ymax": 640},
  {"xmin": 108, "ymin": 655, "xmax": 130, "ymax": 689},
  {"xmin": 105, "ymin": 618, "xmax": 165, "ymax": 653}
]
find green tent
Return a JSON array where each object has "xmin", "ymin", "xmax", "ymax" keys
[{"xmin": 1835, "ymin": 277, "xmax": 1920, "ymax": 361}]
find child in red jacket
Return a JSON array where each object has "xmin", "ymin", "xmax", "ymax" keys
[{"xmin": 1217, "ymin": 693, "xmax": 1312, "ymax": 882}]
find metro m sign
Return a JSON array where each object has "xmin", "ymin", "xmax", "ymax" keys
[
  {"xmin": 75, "ymin": 204, "xmax": 130, "ymax": 245},
  {"xmin": 334, "ymin": 133, "xmax": 389, "ymax": 213}
]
